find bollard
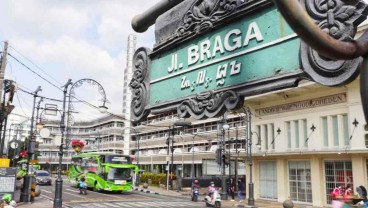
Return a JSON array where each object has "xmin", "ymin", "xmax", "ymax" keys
[
  {"xmin": 283, "ymin": 199, "xmax": 294, "ymax": 208},
  {"xmin": 143, "ymin": 183, "xmax": 149, "ymax": 189},
  {"xmin": 30, "ymin": 181, "xmax": 36, "ymax": 202}
]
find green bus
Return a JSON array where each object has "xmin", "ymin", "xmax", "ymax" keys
[{"xmin": 68, "ymin": 152, "xmax": 138, "ymax": 192}]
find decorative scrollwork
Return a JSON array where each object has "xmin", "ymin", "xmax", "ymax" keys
[
  {"xmin": 177, "ymin": 0, "xmax": 238, "ymax": 36},
  {"xmin": 129, "ymin": 47, "xmax": 151, "ymax": 122},
  {"xmin": 300, "ymin": 0, "xmax": 368, "ymax": 86},
  {"xmin": 177, "ymin": 90, "xmax": 243, "ymax": 120}
]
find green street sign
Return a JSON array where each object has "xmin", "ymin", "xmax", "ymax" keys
[
  {"xmin": 149, "ymin": 7, "xmax": 299, "ymax": 106},
  {"xmin": 130, "ymin": 0, "xmax": 366, "ymax": 121}
]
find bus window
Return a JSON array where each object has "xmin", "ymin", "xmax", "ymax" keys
[
  {"xmin": 105, "ymin": 155, "xmax": 131, "ymax": 164},
  {"xmin": 107, "ymin": 168, "xmax": 132, "ymax": 181}
]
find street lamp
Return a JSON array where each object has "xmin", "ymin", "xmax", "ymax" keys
[
  {"xmin": 191, "ymin": 130, "xmax": 203, "ymax": 187},
  {"xmin": 167, "ymin": 121, "xmax": 191, "ymax": 190},
  {"xmin": 129, "ymin": 127, "xmax": 140, "ymax": 187},
  {"xmin": 245, "ymin": 108, "xmax": 255, "ymax": 206},
  {"xmin": 53, "ymin": 79, "xmax": 71, "ymax": 208},
  {"xmin": 54, "ymin": 78, "xmax": 108, "ymax": 208},
  {"xmin": 20, "ymin": 85, "xmax": 42, "ymax": 202},
  {"xmin": 219, "ymin": 117, "xmax": 229, "ymax": 200},
  {"xmin": 233, "ymin": 107, "xmax": 255, "ymax": 206}
]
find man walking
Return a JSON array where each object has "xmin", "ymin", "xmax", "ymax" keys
[{"xmin": 229, "ymin": 178, "xmax": 235, "ymax": 201}]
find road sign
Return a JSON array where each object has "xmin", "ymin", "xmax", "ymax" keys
[
  {"xmin": 0, "ymin": 167, "xmax": 17, "ymax": 200},
  {"xmin": 130, "ymin": 1, "xmax": 367, "ymax": 121},
  {"xmin": 0, "ymin": 159, "xmax": 10, "ymax": 167},
  {"xmin": 150, "ymin": 7, "xmax": 298, "ymax": 106}
]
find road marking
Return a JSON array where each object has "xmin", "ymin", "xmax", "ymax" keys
[
  {"xmin": 41, "ymin": 189, "xmax": 52, "ymax": 193},
  {"xmin": 102, "ymin": 203, "xmax": 119, "ymax": 207},
  {"xmin": 89, "ymin": 203, "xmax": 107, "ymax": 208},
  {"xmin": 63, "ymin": 191, "xmax": 89, "ymax": 198},
  {"xmin": 114, "ymin": 202, "xmax": 136, "ymax": 207}
]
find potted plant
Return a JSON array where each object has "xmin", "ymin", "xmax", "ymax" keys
[{"xmin": 71, "ymin": 140, "xmax": 85, "ymax": 153}]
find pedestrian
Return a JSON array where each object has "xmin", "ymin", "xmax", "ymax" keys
[
  {"xmin": 229, "ymin": 178, "xmax": 235, "ymax": 201},
  {"xmin": 237, "ymin": 179, "xmax": 244, "ymax": 203},
  {"xmin": 344, "ymin": 185, "xmax": 352, "ymax": 196}
]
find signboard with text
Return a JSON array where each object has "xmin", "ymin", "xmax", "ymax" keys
[
  {"xmin": 130, "ymin": 0, "xmax": 367, "ymax": 122},
  {"xmin": 0, "ymin": 167, "xmax": 17, "ymax": 200},
  {"xmin": 150, "ymin": 7, "xmax": 298, "ymax": 106}
]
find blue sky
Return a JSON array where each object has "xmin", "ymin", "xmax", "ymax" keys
[
  {"xmin": 0, "ymin": 0, "xmax": 160, "ymax": 121},
  {"xmin": 1, "ymin": 0, "xmax": 368, "ymax": 122}
]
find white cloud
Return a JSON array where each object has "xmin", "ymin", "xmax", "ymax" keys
[{"xmin": 0, "ymin": 0, "xmax": 161, "ymax": 121}]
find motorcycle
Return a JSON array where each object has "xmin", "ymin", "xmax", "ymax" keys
[
  {"xmin": 204, "ymin": 190, "xmax": 221, "ymax": 208},
  {"xmin": 0, "ymin": 200, "xmax": 17, "ymax": 208},
  {"xmin": 191, "ymin": 187, "xmax": 199, "ymax": 202},
  {"xmin": 79, "ymin": 182, "xmax": 87, "ymax": 195}
]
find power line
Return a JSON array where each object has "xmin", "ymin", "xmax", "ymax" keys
[
  {"xmin": 7, "ymin": 53, "xmax": 63, "ymax": 91},
  {"xmin": 9, "ymin": 45, "xmax": 63, "ymax": 86},
  {"xmin": 15, "ymin": 91, "xmax": 30, "ymax": 118},
  {"xmin": 18, "ymin": 87, "xmax": 63, "ymax": 103},
  {"xmin": 6, "ymin": 47, "xmax": 141, "ymax": 124}
]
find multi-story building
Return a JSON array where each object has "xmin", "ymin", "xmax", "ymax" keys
[
  {"xmin": 130, "ymin": 78, "xmax": 367, "ymax": 207},
  {"xmin": 126, "ymin": 21, "xmax": 368, "ymax": 207},
  {"xmin": 36, "ymin": 114, "xmax": 125, "ymax": 172},
  {"xmin": 4, "ymin": 113, "xmax": 31, "ymax": 155}
]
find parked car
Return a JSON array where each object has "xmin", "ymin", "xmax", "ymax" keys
[{"xmin": 35, "ymin": 170, "xmax": 52, "ymax": 185}]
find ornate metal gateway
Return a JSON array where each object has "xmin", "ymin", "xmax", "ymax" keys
[{"xmin": 130, "ymin": 0, "xmax": 368, "ymax": 123}]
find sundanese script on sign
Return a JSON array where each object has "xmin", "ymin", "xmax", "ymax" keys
[{"xmin": 149, "ymin": 7, "xmax": 300, "ymax": 106}]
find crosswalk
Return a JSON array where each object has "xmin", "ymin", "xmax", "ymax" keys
[{"xmin": 70, "ymin": 201, "xmax": 203, "ymax": 208}]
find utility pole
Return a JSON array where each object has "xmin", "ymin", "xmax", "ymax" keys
[
  {"xmin": 0, "ymin": 41, "xmax": 8, "ymax": 156},
  {"xmin": 0, "ymin": 41, "xmax": 8, "ymax": 103}
]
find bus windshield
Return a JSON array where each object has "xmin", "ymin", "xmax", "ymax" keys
[
  {"xmin": 105, "ymin": 155, "xmax": 131, "ymax": 164},
  {"xmin": 107, "ymin": 168, "xmax": 132, "ymax": 181}
]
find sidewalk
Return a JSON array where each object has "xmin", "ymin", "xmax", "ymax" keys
[
  {"xmin": 16, "ymin": 196, "xmax": 70, "ymax": 208},
  {"xmin": 138, "ymin": 185, "xmax": 288, "ymax": 208}
]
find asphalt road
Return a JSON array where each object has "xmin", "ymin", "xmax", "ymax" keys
[{"xmin": 38, "ymin": 179, "xmax": 203, "ymax": 208}]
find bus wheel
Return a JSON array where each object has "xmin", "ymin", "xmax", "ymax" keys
[{"xmin": 93, "ymin": 183, "xmax": 100, "ymax": 192}]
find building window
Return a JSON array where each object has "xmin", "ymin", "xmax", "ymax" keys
[
  {"xmin": 255, "ymin": 123, "xmax": 274, "ymax": 151},
  {"xmin": 343, "ymin": 115, "xmax": 349, "ymax": 145},
  {"xmin": 325, "ymin": 160, "xmax": 353, "ymax": 204},
  {"xmin": 287, "ymin": 122, "xmax": 291, "ymax": 149},
  {"xmin": 259, "ymin": 161, "xmax": 278, "ymax": 200},
  {"xmin": 332, "ymin": 116, "xmax": 339, "ymax": 146},
  {"xmin": 322, "ymin": 117, "xmax": 329, "ymax": 147},
  {"xmin": 285, "ymin": 119, "xmax": 308, "ymax": 149},
  {"xmin": 365, "ymin": 134, "xmax": 368, "ymax": 148},
  {"xmin": 295, "ymin": 121, "xmax": 299, "ymax": 148},
  {"xmin": 322, "ymin": 114, "xmax": 349, "ymax": 148},
  {"xmin": 302, "ymin": 119, "xmax": 308, "ymax": 148},
  {"xmin": 288, "ymin": 161, "xmax": 312, "ymax": 203}
]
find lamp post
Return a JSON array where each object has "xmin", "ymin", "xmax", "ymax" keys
[
  {"xmin": 234, "ymin": 107, "xmax": 255, "ymax": 206},
  {"xmin": 53, "ymin": 79, "xmax": 71, "ymax": 208},
  {"xmin": 20, "ymin": 86, "xmax": 42, "ymax": 202},
  {"xmin": 129, "ymin": 127, "xmax": 140, "ymax": 187},
  {"xmin": 245, "ymin": 108, "xmax": 255, "ymax": 206},
  {"xmin": 168, "ymin": 121, "xmax": 191, "ymax": 190},
  {"xmin": 54, "ymin": 78, "xmax": 108, "ymax": 208},
  {"xmin": 219, "ymin": 116, "xmax": 229, "ymax": 200}
]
